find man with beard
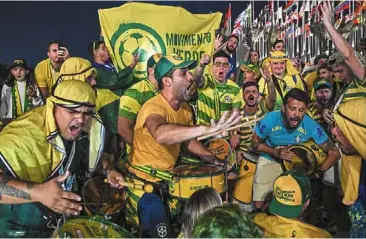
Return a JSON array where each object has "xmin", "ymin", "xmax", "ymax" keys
[
  {"xmin": 258, "ymin": 51, "xmax": 305, "ymax": 111},
  {"xmin": 89, "ymin": 40, "xmax": 138, "ymax": 96},
  {"xmin": 321, "ymin": 1, "xmax": 366, "ymax": 126},
  {"xmin": 229, "ymin": 80, "xmax": 276, "ymax": 212},
  {"xmin": 330, "ymin": 98, "xmax": 366, "ymax": 237},
  {"xmin": 196, "ymin": 51, "xmax": 241, "ymax": 125},
  {"xmin": 215, "ymin": 35, "xmax": 239, "ymax": 82},
  {"xmin": 307, "ymin": 80, "xmax": 333, "ymax": 131},
  {"xmin": 0, "ymin": 80, "xmax": 123, "ymax": 237},
  {"xmin": 251, "ymin": 88, "xmax": 340, "ymax": 210},
  {"xmin": 124, "ymin": 54, "xmax": 241, "ymax": 238},
  {"xmin": 309, "ymin": 63, "xmax": 343, "ymax": 103},
  {"xmin": 35, "ymin": 40, "xmax": 70, "ymax": 99}
]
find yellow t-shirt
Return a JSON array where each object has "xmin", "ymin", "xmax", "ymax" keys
[
  {"xmin": 254, "ymin": 213, "xmax": 332, "ymax": 238},
  {"xmin": 129, "ymin": 94, "xmax": 193, "ymax": 182},
  {"xmin": 258, "ymin": 74, "xmax": 305, "ymax": 111},
  {"xmin": 34, "ymin": 58, "xmax": 60, "ymax": 92}
]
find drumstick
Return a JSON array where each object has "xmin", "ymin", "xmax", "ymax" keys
[
  {"xmin": 80, "ymin": 202, "xmax": 108, "ymax": 206},
  {"xmin": 104, "ymin": 179, "xmax": 154, "ymax": 193},
  {"xmin": 197, "ymin": 116, "xmax": 263, "ymax": 141}
]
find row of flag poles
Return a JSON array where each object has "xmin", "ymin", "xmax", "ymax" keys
[{"xmin": 222, "ymin": 0, "xmax": 366, "ymax": 64}]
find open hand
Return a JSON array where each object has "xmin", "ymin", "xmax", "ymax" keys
[
  {"xmin": 35, "ymin": 171, "xmax": 82, "ymax": 216},
  {"xmin": 207, "ymin": 111, "xmax": 241, "ymax": 135},
  {"xmin": 214, "ymin": 35, "xmax": 223, "ymax": 51},
  {"xmin": 320, "ymin": 0, "xmax": 333, "ymax": 26},
  {"xmin": 277, "ymin": 146, "xmax": 295, "ymax": 162}
]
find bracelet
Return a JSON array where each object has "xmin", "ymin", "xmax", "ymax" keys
[{"xmin": 274, "ymin": 148, "xmax": 281, "ymax": 158}]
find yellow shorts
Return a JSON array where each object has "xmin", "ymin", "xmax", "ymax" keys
[
  {"xmin": 232, "ymin": 158, "xmax": 257, "ymax": 204},
  {"xmin": 252, "ymin": 156, "xmax": 283, "ymax": 202}
]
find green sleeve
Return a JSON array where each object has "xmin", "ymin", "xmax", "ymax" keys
[{"xmin": 95, "ymin": 66, "xmax": 135, "ymax": 91}]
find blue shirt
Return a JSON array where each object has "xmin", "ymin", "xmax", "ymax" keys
[
  {"xmin": 254, "ymin": 111, "xmax": 329, "ymax": 161},
  {"xmin": 226, "ymin": 54, "xmax": 236, "ymax": 79}
]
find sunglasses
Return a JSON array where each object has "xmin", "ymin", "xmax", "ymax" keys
[{"xmin": 214, "ymin": 62, "xmax": 230, "ymax": 68}]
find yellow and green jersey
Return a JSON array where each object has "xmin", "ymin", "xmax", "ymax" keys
[
  {"xmin": 196, "ymin": 74, "xmax": 242, "ymax": 125},
  {"xmin": 258, "ymin": 74, "xmax": 305, "ymax": 111},
  {"xmin": 237, "ymin": 102, "xmax": 268, "ymax": 152},
  {"xmin": 119, "ymin": 79, "xmax": 158, "ymax": 121},
  {"xmin": 341, "ymin": 77, "xmax": 366, "ymax": 103}
]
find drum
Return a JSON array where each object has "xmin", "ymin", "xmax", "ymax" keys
[
  {"xmin": 82, "ymin": 176, "xmax": 125, "ymax": 217},
  {"xmin": 282, "ymin": 140, "xmax": 327, "ymax": 176},
  {"xmin": 52, "ymin": 216, "xmax": 133, "ymax": 238},
  {"xmin": 169, "ymin": 165, "xmax": 225, "ymax": 200},
  {"xmin": 205, "ymin": 138, "xmax": 236, "ymax": 169}
]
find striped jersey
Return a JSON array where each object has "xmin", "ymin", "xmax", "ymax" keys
[
  {"xmin": 341, "ymin": 78, "xmax": 366, "ymax": 103},
  {"xmin": 307, "ymin": 102, "xmax": 323, "ymax": 125},
  {"xmin": 197, "ymin": 74, "xmax": 242, "ymax": 125},
  {"xmin": 258, "ymin": 74, "xmax": 305, "ymax": 111},
  {"xmin": 119, "ymin": 79, "xmax": 158, "ymax": 121},
  {"xmin": 237, "ymin": 102, "xmax": 268, "ymax": 152}
]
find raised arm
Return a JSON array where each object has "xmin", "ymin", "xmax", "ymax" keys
[
  {"xmin": 321, "ymin": 1, "xmax": 365, "ymax": 81},
  {"xmin": 145, "ymin": 111, "xmax": 241, "ymax": 145},
  {"xmin": 192, "ymin": 54, "xmax": 210, "ymax": 88}
]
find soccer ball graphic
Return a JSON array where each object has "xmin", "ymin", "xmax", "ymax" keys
[{"xmin": 120, "ymin": 32, "xmax": 159, "ymax": 78}]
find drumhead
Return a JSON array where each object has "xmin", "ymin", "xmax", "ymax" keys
[
  {"xmin": 82, "ymin": 176, "xmax": 125, "ymax": 216},
  {"xmin": 283, "ymin": 144, "xmax": 317, "ymax": 175},
  {"xmin": 205, "ymin": 138, "xmax": 232, "ymax": 161},
  {"xmin": 56, "ymin": 216, "xmax": 134, "ymax": 238},
  {"xmin": 171, "ymin": 165, "xmax": 223, "ymax": 178}
]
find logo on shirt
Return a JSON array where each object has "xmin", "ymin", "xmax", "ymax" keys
[
  {"xmin": 156, "ymin": 223, "xmax": 168, "ymax": 238},
  {"xmin": 294, "ymin": 135, "xmax": 302, "ymax": 144},
  {"xmin": 316, "ymin": 127, "xmax": 324, "ymax": 138},
  {"xmin": 224, "ymin": 96, "xmax": 232, "ymax": 103}
]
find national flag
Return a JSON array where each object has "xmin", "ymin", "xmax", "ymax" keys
[
  {"xmin": 334, "ymin": 0, "xmax": 350, "ymax": 13},
  {"xmin": 355, "ymin": 0, "xmax": 366, "ymax": 16},
  {"xmin": 223, "ymin": 3, "xmax": 232, "ymax": 36}
]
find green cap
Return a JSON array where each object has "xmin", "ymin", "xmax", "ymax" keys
[
  {"xmin": 147, "ymin": 53, "xmax": 163, "ymax": 68},
  {"xmin": 269, "ymin": 170, "xmax": 311, "ymax": 219},
  {"xmin": 154, "ymin": 54, "xmax": 197, "ymax": 81},
  {"xmin": 313, "ymin": 79, "xmax": 331, "ymax": 91},
  {"xmin": 240, "ymin": 63, "xmax": 260, "ymax": 77}
]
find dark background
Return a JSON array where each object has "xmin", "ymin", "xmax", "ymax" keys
[{"xmin": 0, "ymin": 1, "xmax": 266, "ymax": 67}]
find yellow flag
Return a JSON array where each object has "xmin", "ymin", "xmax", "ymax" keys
[{"xmin": 98, "ymin": 2, "xmax": 222, "ymax": 79}]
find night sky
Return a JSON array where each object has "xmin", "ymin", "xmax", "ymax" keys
[{"xmin": 0, "ymin": 1, "xmax": 266, "ymax": 67}]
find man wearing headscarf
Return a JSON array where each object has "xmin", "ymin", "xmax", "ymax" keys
[
  {"xmin": 0, "ymin": 80, "xmax": 123, "ymax": 237},
  {"xmin": 258, "ymin": 51, "xmax": 306, "ymax": 111},
  {"xmin": 58, "ymin": 57, "xmax": 123, "ymax": 160},
  {"xmin": 331, "ymin": 98, "xmax": 366, "ymax": 237}
]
